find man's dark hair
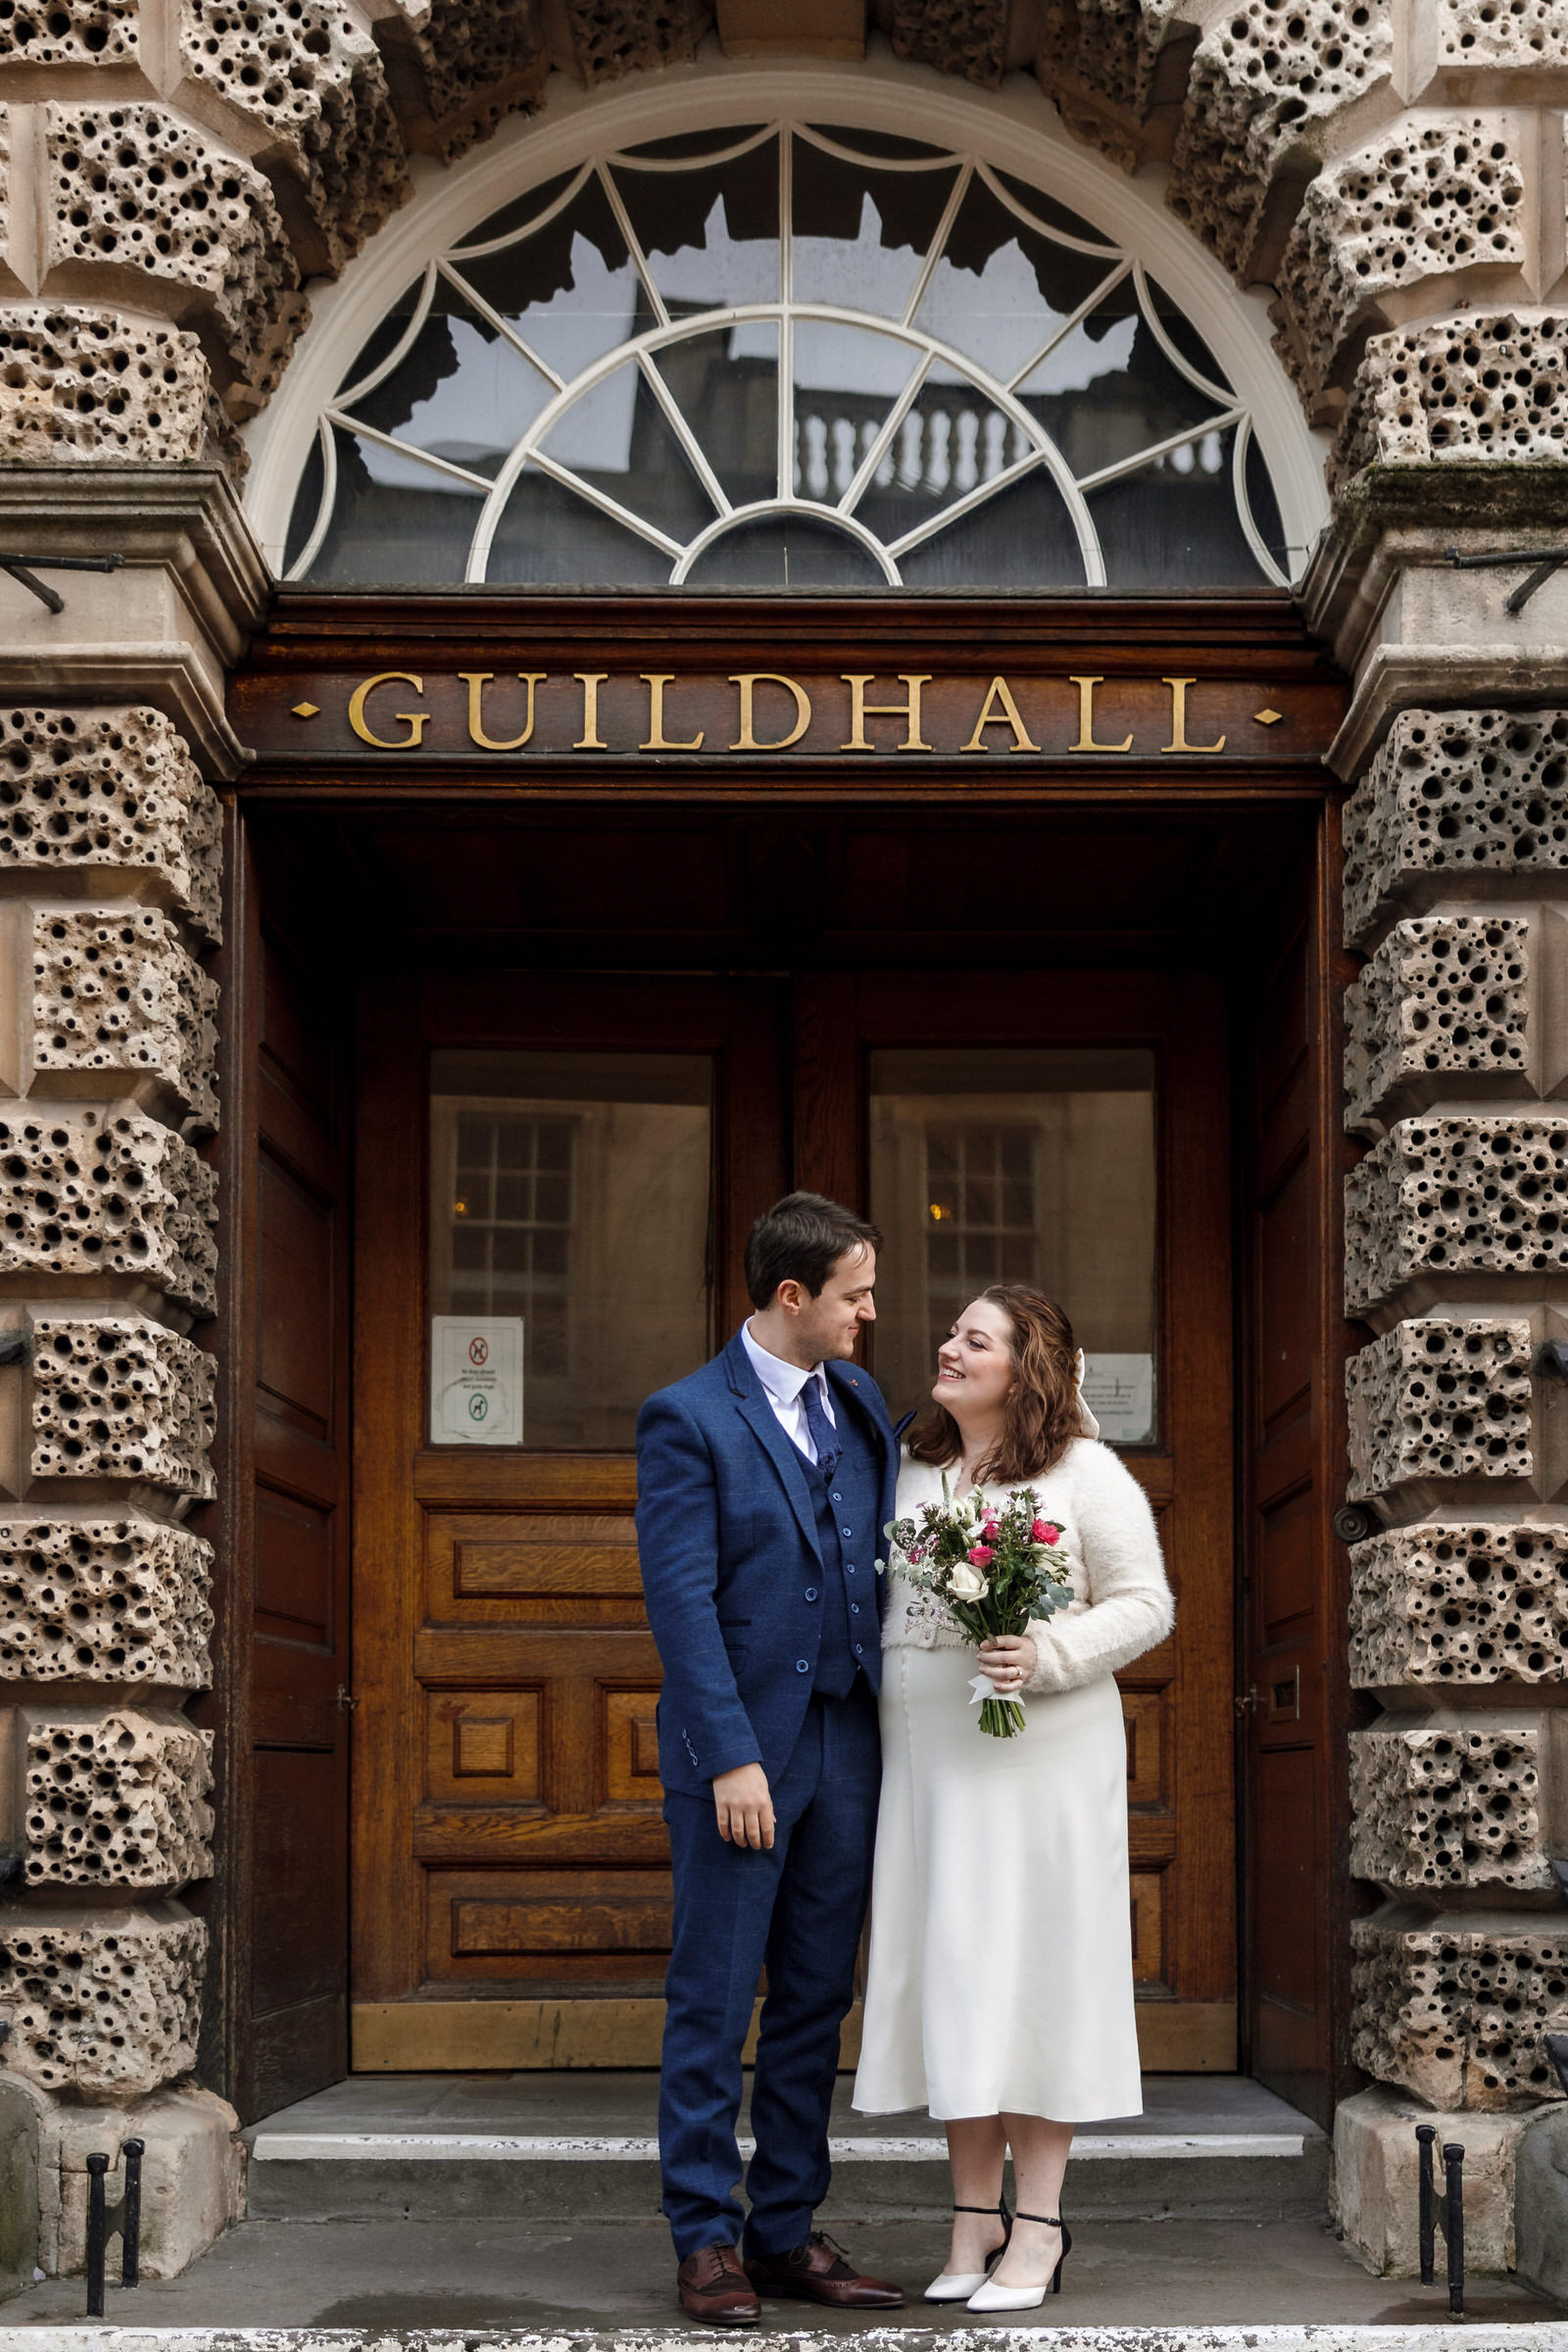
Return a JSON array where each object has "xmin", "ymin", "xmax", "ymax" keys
[{"xmin": 744, "ymin": 1192, "xmax": 882, "ymax": 1311}]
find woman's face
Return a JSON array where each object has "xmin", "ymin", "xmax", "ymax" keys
[{"xmin": 933, "ymin": 1297, "xmax": 1016, "ymax": 1423}]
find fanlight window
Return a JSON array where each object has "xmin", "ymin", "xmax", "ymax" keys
[{"xmin": 285, "ymin": 122, "xmax": 1292, "ymax": 591}]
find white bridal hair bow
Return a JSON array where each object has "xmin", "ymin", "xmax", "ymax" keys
[{"xmin": 1073, "ymin": 1348, "xmax": 1101, "ymax": 1440}]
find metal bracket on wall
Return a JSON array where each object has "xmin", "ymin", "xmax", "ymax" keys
[
  {"xmin": 1536, "ymin": 1341, "xmax": 1568, "ymax": 1383},
  {"xmin": 1446, "ymin": 546, "xmax": 1568, "ymax": 614},
  {"xmin": 0, "ymin": 552, "xmax": 124, "ymax": 614}
]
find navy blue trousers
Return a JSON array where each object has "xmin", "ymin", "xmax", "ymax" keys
[{"xmin": 659, "ymin": 1682, "xmax": 880, "ymax": 2260}]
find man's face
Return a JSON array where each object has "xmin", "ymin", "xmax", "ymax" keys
[{"xmin": 792, "ymin": 1244, "xmax": 878, "ymax": 1362}]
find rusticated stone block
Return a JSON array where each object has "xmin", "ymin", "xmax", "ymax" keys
[
  {"xmin": 1353, "ymin": 1912, "xmax": 1568, "ymax": 2109},
  {"xmin": 1343, "ymin": 709, "xmax": 1568, "ymax": 946},
  {"xmin": 1332, "ymin": 314, "xmax": 1568, "ymax": 494},
  {"xmin": 892, "ymin": 0, "xmax": 1007, "ymax": 84},
  {"xmin": 1439, "ymin": 0, "xmax": 1568, "ymax": 68},
  {"xmin": 1350, "ymin": 1522, "xmax": 1568, "ymax": 1688},
  {"xmin": 42, "ymin": 104, "xmax": 303, "ymax": 400},
  {"xmin": 1345, "ymin": 919, "xmax": 1529, "ymax": 1132},
  {"xmin": 0, "ymin": 1901, "xmax": 204, "ymax": 2098},
  {"xmin": 20, "ymin": 1707, "xmax": 212, "ymax": 1890},
  {"xmin": 51, "ymin": 2085, "xmax": 241, "ymax": 2281},
  {"xmin": 179, "ymin": 0, "xmax": 410, "ymax": 274},
  {"xmin": 562, "ymin": 0, "xmax": 708, "ymax": 81},
  {"xmin": 0, "ymin": 309, "xmax": 236, "ymax": 472},
  {"xmin": 0, "ymin": 1516, "xmax": 212, "ymax": 1686},
  {"xmin": 1335, "ymin": 2082, "xmax": 1531, "ymax": 2274},
  {"xmin": 1346, "ymin": 1117, "xmax": 1568, "ymax": 1313},
  {"xmin": 0, "ymin": 0, "xmax": 137, "ymax": 59},
  {"xmin": 384, "ymin": 0, "xmax": 545, "ymax": 154},
  {"xmin": 30, "ymin": 1317, "xmax": 216, "ymax": 1499},
  {"xmin": 30, "ymin": 909, "xmax": 219, "ymax": 1131},
  {"xmin": 1170, "ymin": 0, "xmax": 1393, "ymax": 278},
  {"xmin": 1350, "ymin": 1721, "xmax": 1549, "ymax": 1891},
  {"xmin": 1277, "ymin": 118, "xmax": 1526, "ymax": 393},
  {"xmin": 1037, "ymin": 0, "xmax": 1182, "ymax": 123},
  {"xmin": 0, "ymin": 1107, "xmax": 217, "ymax": 1317},
  {"xmin": 1346, "ymin": 1318, "xmax": 1533, "ymax": 1501},
  {"xmin": 0, "ymin": 707, "xmax": 220, "ymax": 944}
]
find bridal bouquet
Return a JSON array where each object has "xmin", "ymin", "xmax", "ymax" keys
[{"xmin": 884, "ymin": 1476, "xmax": 1073, "ymax": 1738}]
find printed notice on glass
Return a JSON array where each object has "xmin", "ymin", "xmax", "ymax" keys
[
  {"xmin": 430, "ymin": 1317, "xmax": 524, "ymax": 1446},
  {"xmin": 1081, "ymin": 1353, "xmax": 1154, "ymax": 1446}
]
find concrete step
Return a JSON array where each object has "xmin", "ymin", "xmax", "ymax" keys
[{"xmin": 245, "ymin": 2073, "xmax": 1330, "ymax": 2224}]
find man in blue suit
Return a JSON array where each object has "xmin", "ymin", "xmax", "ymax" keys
[{"xmin": 637, "ymin": 1193, "xmax": 906, "ymax": 2326}]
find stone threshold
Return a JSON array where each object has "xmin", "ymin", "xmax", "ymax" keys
[
  {"xmin": 250, "ymin": 2132, "xmax": 1312, "ymax": 2165},
  {"xmin": 0, "ymin": 2327, "xmax": 1545, "ymax": 2349}
]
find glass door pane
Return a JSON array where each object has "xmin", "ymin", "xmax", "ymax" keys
[
  {"xmin": 867, "ymin": 1046, "xmax": 1157, "ymax": 1441},
  {"xmin": 428, "ymin": 1048, "xmax": 713, "ymax": 1449}
]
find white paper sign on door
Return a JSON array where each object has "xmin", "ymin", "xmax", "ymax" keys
[
  {"xmin": 430, "ymin": 1316, "xmax": 524, "ymax": 1446},
  {"xmin": 1081, "ymin": 1352, "xmax": 1154, "ymax": 1445}
]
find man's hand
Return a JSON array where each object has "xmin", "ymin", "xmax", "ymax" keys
[{"xmin": 712, "ymin": 1762, "xmax": 774, "ymax": 1849}]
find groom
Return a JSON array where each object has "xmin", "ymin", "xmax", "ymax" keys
[{"xmin": 637, "ymin": 1193, "xmax": 906, "ymax": 2326}]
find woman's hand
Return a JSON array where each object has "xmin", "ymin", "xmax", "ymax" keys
[{"xmin": 977, "ymin": 1634, "xmax": 1037, "ymax": 1692}]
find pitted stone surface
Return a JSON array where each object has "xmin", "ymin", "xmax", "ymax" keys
[
  {"xmin": 30, "ymin": 1316, "xmax": 217, "ymax": 1498},
  {"xmin": 1171, "ymin": 0, "xmax": 1393, "ymax": 277},
  {"xmin": 1332, "ymin": 314, "xmax": 1568, "ymax": 491},
  {"xmin": 1439, "ymin": 0, "xmax": 1568, "ymax": 65},
  {"xmin": 0, "ymin": 1108, "xmax": 217, "ymax": 1316},
  {"xmin": 893, "ymin": 0, "xmax": 1008, "ymax": 85},
  {"xmin": 1353, "ymin": 1914, "xmax": 1568, "ymax": 2108},
  {"xmin": 32, "ymin": 909, "xmax": 220, "ymax": 1131},
  {"xmin": 0, "ymin": 308, "xmax": 235, "ymax": 470},
  {"xmin": 0, "ymin": 1515, "xmax": 212, "ymax": 1685},
  {"xmin": 1037, "ymin": 0, "xmax": 1183, "ymax": 123},
  {"xmin": 43, "ymin": 104, "xmax": 302, "ymax": 396},
  {"xmin": 0, "ymin": 1903, "xmax": 204, "ymax": 2097},
  {"xmin": 1278, "ymin": 119, "xmax": 1527, "ymax": 393},
  {"xmin": 561, "ymin": 0, "xmax": 708, "ymax": 80},
  {"xmin": 179, "ymin": 0, "xmax": 411, "ymax": 273},
  {"xmin": 1343, "ymin": 708, "xmax": 1568, "ymax": 945},
  {"xmin": 22, "ymin": 1706, "xmax": 213, "ymax": 1889},
  {"xmin": 0, "ymin": 0, "xmax": 137, "ymax": 59},
  {"xmin": 1351, "ymin": 1522, "xmax": 1568, "ymax": 1688},
  {"xmin": 1346, "ymin": 1116, "xmax": 1568, "ymax": 1313},
  {"xmin": 0, "ymin": 708, "xmax": 220, "ymax": 944},
  {"xmin": 1346, "ymin": 1318, "xmax": 1534, "ymax": 1500},
  {"xmin": 1350, "ymin": 1723, "xmax": 1548, "ymax": 1891},
  {"xmin": 388, "ymin": 0, "xmax": 545, "ymax": 151},
  {"xmin": 1345, "ymin": 917, "xmax": 1529, "ymax": 1131}
]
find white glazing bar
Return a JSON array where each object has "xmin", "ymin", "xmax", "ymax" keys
[
  {"xmin": 638, "ymin": 351, "xmax": 732, "ymax": 516},
  {"xmin": 670, "ymin": 497, "xmax": 901, "ymax": 585},
  {"xmin": 333, "ymin": 262, "xmax": 438, "ymax": 411},
  {"xmin": 1075, "ymin": 408, "xmax": 1244, "ymax": 494},
  {"xmin": 1132, "ymin": 262, "xmax": 1235, "ymax": 405},
  {"xmin": 438, "ymin": 261, "xmax": 566, "ymax": 391},
  {"xmin": 1004, "ymin": 260, "xmax": 1133, "ymax": 394},
  {"xmin": 778, "ymin": 125, "xmax": 795, "ymax": 503},
  {"xmin": 885, "ymin": 447, "xmax": 1048, "ymax": 558},
  {"xmin": 284, "ymin": 415, "xmax": 338, "ymax": 583},
  {"xmin": 976, "ymin": 160, "xmax": 1119, "ymax": 259},
  {"xmin": 1230, "ymin": 416, "xmax": 1290, "ymax": 587},
  {"xmin": 794, "ymin": 123, "xmax": 956, "ymax": 172},
  {"xmin": 838, "ymin": 351, "xmax": 934, "ymax": 515},
  {"xmin": 451, "ymin": 163, "xmax": 595, "ymax": 262},
  {"xmin": 900, "ymin": 158, "xmax": 973, "ymax": 330},
  {"xmin": 323, "ymin": 411, "xmax": 495, "ymax": 492},
  {"xmin": 598, "ymin": 159, "xmax": 670, "ymax": 331},
  {"xmin": 609, "ymin": 123, "xmax": 779, "ymax": 172},
  {"xmin": 524, "ymin": 447, "xmax": 685, "ymax": 559}
]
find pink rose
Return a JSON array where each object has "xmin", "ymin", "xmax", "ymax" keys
[
  {"xmin": 967, "ymin": 1544, "xmax": 994, "ymax": 1567},
  {"xmin": 1033, "ymin": 1519, "xmax": 1060, "ymax": 1544},
  {"xmin": 981, "ymin": 1515, "xmax": 1000, "ymax": 1538}
]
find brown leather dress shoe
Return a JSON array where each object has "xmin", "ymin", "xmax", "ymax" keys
[
  {"xmin": 745, "ymin": 2230, "xmax": 906, "ymax": 2308},
  {"xmin": 677, "ymin": 2243, "xmax": 761, "ymax": 2327}
]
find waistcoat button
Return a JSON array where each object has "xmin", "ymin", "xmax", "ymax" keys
[
  {"xmin": 796, "ymin": 1658, "xmax": 809, "ymax": 1674},
  {"xmin": 805, "ymin": 1587, "xmax": 818, "ymax": 1601}
]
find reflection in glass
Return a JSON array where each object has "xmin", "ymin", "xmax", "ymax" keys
[
  {"xmin": 305, "ymin": 424, "xmax": 484, "ymax": 584},
  {"xmin": 538, "ymin": 363, "xmax": 717, "ymax": 542},
  {"xmin": 914, "ymin": 173, "xmax": 1116, "ymax": 384},
  {"xmin": 792, "ymin": 136, "xmax": 959, "ymax": 318},
  {"xmin": 1086, "ymin": 425, "xmax": 1262, "ymax": 588},
  {"xmin": 612, "ymin": 135, "xmax": 780, "ymax": 314},
  {"xmin": 867, "ymin": 1049, "xmax": 1156, "ymax": 1438},
  {"xmin": 453, "ymin": 172, "xmax": 650, "ymax": 380},
  {"xmin": 338, "ymin": 280, "xmax": 554, "ymax": 477},
  {"xmin": 792, "ymin": 321, "xmax": 918, "ymax": 502},
  {"xmin": 488, "ymin": 464, "xmax": 674, "ymax": 585},
  {"xmin": 429, "ymin": 1051, "xmax": 712, "ymax": 1451},
  {"xmin": 683, "ymin": 513, "xmax": 888, "ymax": 586},
  {"xmin": 653, "ymin": 324, "xmax": 778, "ymax": 507}
]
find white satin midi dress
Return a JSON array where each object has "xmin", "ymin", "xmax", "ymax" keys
[{"xmin": 853, "ymin": 1437, "xmax": 1174, "ymax": 2123}]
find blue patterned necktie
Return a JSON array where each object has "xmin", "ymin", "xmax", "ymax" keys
[{"xmin": 800, "ymin": 1374, "xmax": 840, "ymax": 1482}]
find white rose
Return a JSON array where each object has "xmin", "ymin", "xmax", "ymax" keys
[{"xmin": 948, "ymin": 1560, "xmax": 990, "ymax": 1601}]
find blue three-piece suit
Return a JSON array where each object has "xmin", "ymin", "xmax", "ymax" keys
[{"xmin": 636, "ymin": 1327, "xmax": 902, "ymax": 2258}]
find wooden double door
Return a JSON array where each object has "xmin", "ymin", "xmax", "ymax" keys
[{"xmin": 350, "ymin": 965, "xmax": 1236, "ymax": 2074}]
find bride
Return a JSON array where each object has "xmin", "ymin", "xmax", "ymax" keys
[{"xmin": 854, "ymin": 1284, "xmax": 1173, "ymax": 2310}]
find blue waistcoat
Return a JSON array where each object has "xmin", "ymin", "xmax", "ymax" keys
[{"xmin": 801, "ymin": 1399, "xmax": 882, "ymax": 1696}]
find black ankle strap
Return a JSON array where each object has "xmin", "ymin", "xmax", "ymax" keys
[
  {"xmin": 952, "ymin": 2204, "xmax": 1003, "ymax": 2216},
  {"xmin": 1015, "ymin": 2211, "xmax": 1062, "ymax": 2227}
]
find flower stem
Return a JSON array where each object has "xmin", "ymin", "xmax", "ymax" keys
[{"xmin": 978, "ymin": 1696, "xmax": 1027, "ymax": 1740}]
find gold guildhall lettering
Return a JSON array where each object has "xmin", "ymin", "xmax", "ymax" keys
[
  {"xmin": 729, "ymin": 673, "xmax": 812, "ymax": 752},
  {"xmin": 960, "ymin": 676, "xmax": 1040, "ymax": 755},
  {"xmin": 348, "ymin": 671, "xmax": 428, "ymax": 749},
  {"xmin": 1067, "ymin": 675, "xmax": 1134, "ymax": 755},
  {"xmin": 640, "ymin": 674, "xmax": 705, "ymax": 753},
  {"xmin": 841, "ymin": 674, "xmax": 933, "ymax": 753},
  {"xmin": 460, "ymin": 671, "xmax": 546, "ymax": 752},
  {"xmin": 1161, "ymin": 676, "xmax": 1227, "ymax": 755},
  {"xmin": 573, "ymin": 672, "xmax": 610, "ymax": 752}
]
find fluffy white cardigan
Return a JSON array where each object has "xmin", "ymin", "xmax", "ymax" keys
[{"xmin": 881, "ymin": 1436, "xmax": 1174, "ymax": 1694}]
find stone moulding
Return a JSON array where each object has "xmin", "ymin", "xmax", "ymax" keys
[
  {"xmin": 1331, "ymin": 314, "xmax": 1568, "ymax": 496},
  {"xmin": 1343, "ymin": 708, "xmax": 1568, "ymax": 948},
  {"xmin": 1346, "ymin": 1317, "xmax": 1535, "ymax": 1502},
  {"xmin": 1352, "ymin": 1910, "xmax": 1568, "ymax": 2109},
  {"xmin": 0, "ymin": 1900, "xmax": 205, "ymax": 2098},
  {"xmin": 0, "ymin": 1106, "xmax": 218, "ymax": 1317},
  {"xmin": 29, "ymin": 908, "xmax": 220, "ymax": 1133},
  {"xmin": 1344, "ymin": 917, "xmax": 1530, "ymax": 1134},
  {"xmin": 1349, "ymin": 1521, "xmax": 1568, "ymax": 1688},
  {"xmin": 20, "ymin": 1705, "xmax": 214, "ymax": 1889},
  {"xmin": 1345, "ymin": 1115, "xmax": 1568, "ymax": 1315},
  {"xmin": 1349, "ymin": 1720, "xmax": 1550, "ymax": 1892},
  {"xmin": 28, "ymin": 1314, "xmax": 217, "ymax": 1498},
  {"xmin": 0, "ymin": 1514, "xmax": 213, "ymax": 1686}
]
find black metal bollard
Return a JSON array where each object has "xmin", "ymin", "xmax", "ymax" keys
[
  {"xmin": 1417, "ymin": 2124, "xmax": 1437, "ymax": 2284},
  {"xmin": 1415, "ymin": 2123, "xmax": 1465, "ymax": 2318},
  {"xmin": 83, "ymin": 2139, "xmax": 144, "ymax": 2316}
]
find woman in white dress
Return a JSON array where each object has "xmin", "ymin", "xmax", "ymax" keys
[{"xmin": 854, "ymin": 1284, "xmax": 1172, "ymax": 2311}]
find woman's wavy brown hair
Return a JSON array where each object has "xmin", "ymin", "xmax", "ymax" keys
[{"xmin": 906, "ymin": 1285, "xmax": 1082, "ymax": 1484}]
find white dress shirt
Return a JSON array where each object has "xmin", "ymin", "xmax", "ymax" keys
[{"xmin": 742, "ymin": 1319, "xmax": 837, "ymax": 1462}]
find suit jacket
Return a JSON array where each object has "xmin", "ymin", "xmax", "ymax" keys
[{"xmin": 636, "ymin": 1327, "xmax": 903, "ymax": 1796}]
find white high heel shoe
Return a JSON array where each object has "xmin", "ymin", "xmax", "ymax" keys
[
  {"xmin": 924, "ymin": 2200, "xmax": 1010, "ymax": 2302},
  {"xmin": 965, "ymin": 2211, "xmax": 1071, "ymax": 2311}
]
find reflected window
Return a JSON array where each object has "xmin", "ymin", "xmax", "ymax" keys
[
  {"xmin": 285, "ymin": 122, "xmax": 1294, "ymax": 591},
  {"xmin": 869, "ymin": 1049, "xmax": 1157, "ymax": 1444},
  {"xmin": 429, "ymin": 1051, "xmax": 712, "ymax": 1449}
]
